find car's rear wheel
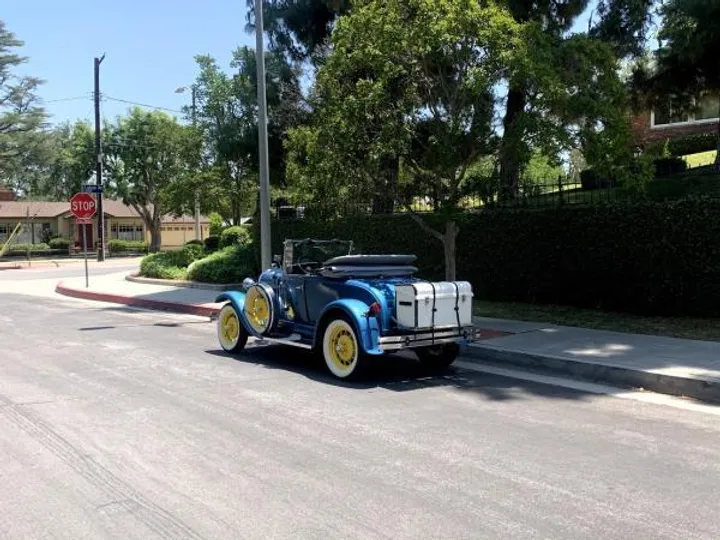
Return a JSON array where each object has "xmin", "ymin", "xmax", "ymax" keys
[
  {"xmin": 217, "ymin": 304, "xmax": 249, "ymax": 353},
  {"xmin": 322, "ymin": 317, "xmax": 364, "ymax": 379},
  {"xmin": 416, "ymin": 343, "xmax": 459, "ymax": 370}
]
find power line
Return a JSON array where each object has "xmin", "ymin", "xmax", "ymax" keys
[
  {"xmin": 102, "ymin": 95, "xmax": 184, "ymax": 114},
  {"xmin": 45, "ymin": 94, "xmax": 92, "ymax": 103}
]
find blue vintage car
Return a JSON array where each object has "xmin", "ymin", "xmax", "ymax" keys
[{"xmin": 215, "ymin": 238, "xmax": 477, "ymax": 379}]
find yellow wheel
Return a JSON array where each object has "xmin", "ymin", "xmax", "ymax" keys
[
  {"xmin": 217, "ymin": 304, "xmax": 248, "ymax": 353},
  {"xmin": 322, "ymin": 317, "xmax": 363, "ymax": 379},
  {"xmin": 243, "ymin": 285, "xmax": 274, "ymax": 334}
]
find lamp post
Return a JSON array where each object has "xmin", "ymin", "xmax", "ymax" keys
[
  {"xmin": 175, "ymin": 85, "xmax": 201, "ymax": 241},
  {"xmin": 255, "ymin": 0, "xmax": 272, "ymax": 271}
]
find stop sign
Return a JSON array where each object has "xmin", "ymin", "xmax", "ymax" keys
[{"xmin": 69, "ymin": 192, "xmax": 97, "ymax": 220}]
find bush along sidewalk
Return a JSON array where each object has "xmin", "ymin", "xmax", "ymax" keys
[
  {"xmin": 108, "ymin": 240, "xmax": 149, "ymax": 255},
  {"xmin": 267, "ymin": 197, "xmax": 720, "ymax": 318},
  {"xmin": 139, "ymin": 243, "xmax": 205, "ymax": 280}
]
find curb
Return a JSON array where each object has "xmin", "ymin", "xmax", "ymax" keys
[
  {"xmin": 55, "ymin": 281, "xmax": 222, "ymax": 318},
  {"xmin": 463, "ymin": 344, "xmax": 720, "ymax": 404},
  {"xmin": 125, "ymin": 273, "xmax": 242, "ymax": 291}
]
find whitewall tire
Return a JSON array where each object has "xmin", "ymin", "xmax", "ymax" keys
[
  {"xmin": 322, "ymin": 318, "xmax": 363, "ymax": 379},
  {"xmin": 217, "ymin": 304, "xmax": 249, "ymax": 353}
]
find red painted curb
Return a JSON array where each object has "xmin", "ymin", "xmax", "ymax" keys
[
  {"xmin": 474, "ymin": 328, "xmax": 514, "ymax": 340},
  {"xmin": 55, "ymin": 281, "xmax": 222, "ymax": 318}
]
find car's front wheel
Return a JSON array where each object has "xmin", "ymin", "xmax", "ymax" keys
[
  {"xmin": 217, "ymin": 304, "xmax": 249, "ymax": 353},
  {"xmin": 416, "ymin": 343, "xmax": 459, "ymax": 371},
  {"xmin": 322, "ymin": 317, "xmax": 364, "ymax": 379}
]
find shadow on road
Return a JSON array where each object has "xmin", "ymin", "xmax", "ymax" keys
[{"xmin": 205, "ymin": 344, "xmax": 592, "ymax": 403}]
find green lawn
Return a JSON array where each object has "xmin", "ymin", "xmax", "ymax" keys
[
  {"xmin": 684, "ymin": 150, "xmax": 717, "ymax": 168},
  {"xmin": 474, "ymin": 300, "xmax": 720, "ymax": 342}
]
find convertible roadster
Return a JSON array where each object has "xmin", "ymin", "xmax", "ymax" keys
[{"xmin": 215, "ymin": 238, "xmax": 477, "ymax": 379}]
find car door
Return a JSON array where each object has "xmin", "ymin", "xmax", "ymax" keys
[
  {"xmin": 283, "ymin": 274, "xmax": 311, "ymax": 324},
  {"xmin": 303, "ymin": 277, "xmax": 341, "ymax": 324}
]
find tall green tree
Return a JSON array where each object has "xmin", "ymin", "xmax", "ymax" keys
[
  {"xmin": 287, "ymin": 0, "xmax": 518, "ymax": 280},
  {"xmin": 634, "ymin": 0, "xmax": 720, "ymax": 164},
  {"xmin": 245, "ymin": 0, "xmax": 351, "ymax": 64},
  {"xmin": 191, "ymin": 46, "xmax": 305, "ymax": 224},
  {"xmin": 0, "ymin": 20, "xmax": 46, "ymax": 184},
  {"xmin": 108, "ymin": 108, "xmax": 196, "ymax": 252},
  {"xmin": 496, "ymin": 0, "xmax": 653, "ymax": 198}
]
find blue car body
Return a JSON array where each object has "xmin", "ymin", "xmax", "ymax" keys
[{"xmin": 216, "ymin": 253, "xmax": 477, "ymax": 356}]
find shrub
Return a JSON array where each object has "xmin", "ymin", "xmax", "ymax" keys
[
  {"xmin": 268, "ymin": 200, "xmax": 720, "ymax": 317},
  {"xmin": 184, "ymin": 239, "xmax": 204, "ymax": 247},
  {"xmin": 209, "ymin": 212, "xmax": 224, "ymax": 236},
  {"xmin": 49, "ymin": 237, "xmax": 72, "ymax": 251},
  {"xmin": 219, "ymin": 225, "xmax": 251, "ymax": 248},
  {"xmin": 7, "ymin": 243, "xmax": 50, "ymax": 252},
  {"xmin": 108, "ymin": 239, "xmax": 149, "ymax": 254},
  {"xmin": 186, "ymin": 244, "xmax": 256, "ymax": 283},
  {"xmin": 653, "ymin": 157, "xmax": 687, "ymax": 177},
  {"xmin": 204, "ymin": 235, "xmax": 220, "ymax": 251},
  {"xmin": 138, "ymin": 244, "xmax": 206, "ymax": 280}
]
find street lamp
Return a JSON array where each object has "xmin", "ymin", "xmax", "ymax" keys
[
  {"xmin": 255, "ymin": 0, "xmax": 272, "ymax": 271},
  {"xmin": 175, "ymin": 85, "xmax": 201, "ymax": 241}
]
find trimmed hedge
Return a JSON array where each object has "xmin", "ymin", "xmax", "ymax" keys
[
  {"xmin": 139, "ymin": 244, "xmax": 205, "ymax": 280},
  {"xmin": 108, "ymin": 239, "xmax": 149, "ymax": 254},
  {"xmin": 187, "ymin": 244, "xmax": 257, "ymax": 284},
  {"xmin": 0, "ymin": 242, "xmax": 50, "ymax": 252},
  {"xmin": 266, "ymin": 199, "xmax": 720, "ymax": 317},
  {"xmin": 49, "ymin": 238, "xmax": 72, "ymax": 251},
  {"xmin": 204, "ymin": 235, "xmax": 220, "ymax": 252},
  {"xmin": 219, "ymin": 226, "xmax": 252, "ymax": 248},
  {"xmin": 654, "ymin": 157, "xmax": 687, "ymax": 177},
  {"xmin": 668, "ymin": 133, "xmax": 718, "ymax": 156}
]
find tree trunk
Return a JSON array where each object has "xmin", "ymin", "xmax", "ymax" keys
[
  {"xmin": 149, "ymin": 218, "xmax": 162, "ymax": 252},
  {"xmin": 443, "ymin": 220, "xmax": 459, "ymax": 281},
  {"xmin": 372, "ymin": 156, "xmax": 398, "ymax": 214},
  {"xmin": 498, "ymin": 85, "xmax": 526, "ymax": 201}
]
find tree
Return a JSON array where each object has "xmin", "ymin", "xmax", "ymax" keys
[
  {"xmin": 286, "ymin": 0, "xmax": 519, "ymax": 280},
  {"xmin": 108, "ymin": 108, "xmax": 196, "ymax": 252},
  {"xmin": 245, "ymin": 0, "xmax": 351, "ymax": 64},
  {"xmin": 495, "ymin": 0, "xmax": 653, "ymax": 198},
  {"xmin": 0, "ymin": 20, "xmax": 46, "ymax": 184},
  {"xmin": 635, "ymin": 0, "xmax": 720, "ymax": 164},
  {"xmin": 190, "ymin": 46, "xmax": 305, "ymax": 224}
]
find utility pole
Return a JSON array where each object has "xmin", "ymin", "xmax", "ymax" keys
[
  {"xmin": 192, "ymin": 86, "xmax": 201, "ymax": 241},
  {"xmin": 94, "ymin": 54, "xmax": 106, "ymax": 262},
  {"xmin": 176, "ymin": 84, "xmax": 202, "ymax": 241},
  {"xmin": 255, "ymin": 0, "xmax": 272, "ymax": 270}
]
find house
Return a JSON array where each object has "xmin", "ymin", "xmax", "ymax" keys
[
  {"xmin": 630, "ymin": 93, "xmax": 719, "ymax": 148},
  {"xmin": 0, "ymin": 197, "xmax": 211, "ymax": 250}
]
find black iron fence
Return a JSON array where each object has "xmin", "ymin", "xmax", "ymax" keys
[{"xmin": 271, "ymin": 174, "xmax": 625, "ymax": 219}]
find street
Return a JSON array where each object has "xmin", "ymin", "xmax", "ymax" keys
[{"xmin": 1, "ymin": 267, "xmax": 720, "ymax": 539}]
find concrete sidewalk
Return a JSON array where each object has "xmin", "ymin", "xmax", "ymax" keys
[
  {"xmin": 54, "ymin": 271, "xmax": 720, "ymax": 403},
  {"xmin": 56, "ymin": 271, "xmax": 221, "ymax": 317},
  {"xmin": 467, "ymin": 317, "xmax": 720, "ymax": 403}
]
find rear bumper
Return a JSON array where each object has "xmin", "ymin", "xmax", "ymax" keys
[{"xmin": 378, "ymin": 325, "xmax": 478, "ymax": 351}]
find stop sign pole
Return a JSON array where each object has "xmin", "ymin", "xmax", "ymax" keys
[{"xmin": 70, "ymin": 193, "xmax": 97, "ymax": 288}]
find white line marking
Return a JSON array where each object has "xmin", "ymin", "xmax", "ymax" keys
[{"xmin": 455, "ymin": 360, "xmax": 720, "ymax": 416}]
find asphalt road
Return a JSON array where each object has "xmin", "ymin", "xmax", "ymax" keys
[{"xmin": 2, "ymin": 292, "xmax": 720, "ymax": 539}]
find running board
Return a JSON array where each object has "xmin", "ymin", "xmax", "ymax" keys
[{"xmin": 255, "ymin": 334, "xmax": 313, "ymax": 350}]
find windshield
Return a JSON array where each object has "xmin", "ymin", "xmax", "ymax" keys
[{"xmin": 283, "ymin": 238, "xmax": 354, "ymax": 272}]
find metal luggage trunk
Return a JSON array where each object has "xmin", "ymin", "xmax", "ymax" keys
[{"xmin": 395, "ymin": 281, "xmax": 473, "ymax": 329}]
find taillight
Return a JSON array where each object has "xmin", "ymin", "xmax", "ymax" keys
[{"xmin": 368, "ymin": 302, "xmax": 381, "ymax": 316}]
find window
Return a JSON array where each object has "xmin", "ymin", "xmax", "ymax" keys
[
  {"xmin": 112, "ymin": 223, "xmax": 144, "ymax": 241},
  {"xmin": 0, "ymin": 224, "xmax": 10, "ymax": 242},
  {"xmin": 652, "ymin": 94, "xmax": 720, "ymax": 127}
]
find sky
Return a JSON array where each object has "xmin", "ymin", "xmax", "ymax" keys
[
  {"xmin": 5, "ymin": 1, "xmax": 607, "ymax": 129},
  {"xmin": 5, "ymin": 0, "xmax": 256, "ymax": 126}
]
